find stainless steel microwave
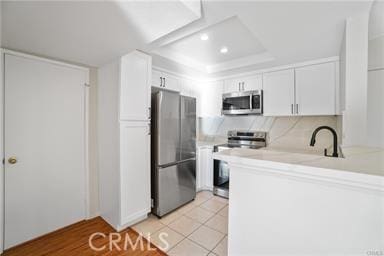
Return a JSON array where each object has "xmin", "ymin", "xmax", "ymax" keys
[{"xmin": 222, "ymin": 90, "xmax": 263, "ymax": 115}]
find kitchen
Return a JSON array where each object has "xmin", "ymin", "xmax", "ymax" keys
[{"xmin": 0, "ymin": 0, "xmax": 383, "ymax": 255}]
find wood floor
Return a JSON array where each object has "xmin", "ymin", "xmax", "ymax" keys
[{"xmin": 3, "ymin": 217, "xmax": 166, "ymax": 256}]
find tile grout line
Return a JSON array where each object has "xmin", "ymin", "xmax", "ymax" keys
[
  {"xmin": 161, "ymin": 194, "xmax": 216, "ymax": 253},
  {"xmin": 134, "ymin": 192, "xmax": 228, "ymax": 255},
  {"xmin": 168, "ymin": 195, "xmax": 228, "ymax": 254},
  {"xmin": 209, "ymin": 234, "xmax": 227, "ymax": 256}
]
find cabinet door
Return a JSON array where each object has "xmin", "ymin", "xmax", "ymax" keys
[
  {"xmin": 120, "ymin": 122, "xmax": 151, "ymax": 225},
  {"xmin": 204, "ymin": 148, "xmax": 214, "ymax": 190},
  {"xmin": 243, "ymin": 75, "xmax": 263, "ymax": 91},
  {"xmin": 152, "ymin": 70, "xmax": 163, "ymax": 88},
  {"xmin": 120, "ymin": 51, "xmax": 151, "ymax": 121},
  {"xmin": 200, "ymin": 81, "xmax": 223, "ymax": 117},
  {"xmin": 295, "ymin": 62, "xmax": 336, "ymax": 115},
  {"xmin": 263, "ymin": 69, "xmax": 295, "ymax": 116},
  {"xmin": 197, "ymin": 147, "xmax": 214, "ymax": 191},
  {"xmin": 163, "ymin": 73, "xmax": 180, "ymax": 92},
  {"xmin": 180, "ymin": 79, "xmax": 193, "ymax": 96},
  {"xmin": 224, "ymin": 78, "xmax": 241, "ymax": 93}
]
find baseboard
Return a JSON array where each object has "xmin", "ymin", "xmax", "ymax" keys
[
  {"xmin": 87, "ymin": 211, "xmax": 100, "ymax": 220},
  {"xmin": 117, "ymin": 209, "xmax": 150, "ymax": 232}
]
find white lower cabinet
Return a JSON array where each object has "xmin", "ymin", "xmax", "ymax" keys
[
  {"xmin": 120, "ymin": 122, "xmax": 151, "ymax": 225},
  {"xmin": 197, "ymin": 146, "xmax": 214, "ymax": 191}
]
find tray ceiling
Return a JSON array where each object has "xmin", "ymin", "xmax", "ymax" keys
[{"xmin": 1, "ymin": 0, "xmax": 373, "ymax": 74}]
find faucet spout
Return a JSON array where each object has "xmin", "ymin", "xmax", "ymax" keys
[{"xmin": 310, "ymin": 126, "xmax": 338, "ymax": 158}]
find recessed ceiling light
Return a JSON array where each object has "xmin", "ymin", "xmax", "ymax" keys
[
  {"xmin": 220, "ymin": 47, "xmax": 228, "ymax": 54},
  {"xmin": 200, "ymin": 34, "xmax": 209, "ymax": 41}
]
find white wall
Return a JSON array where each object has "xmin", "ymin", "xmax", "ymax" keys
[
  {"xmin": 340, "ymin": 13, "xmax": 370, "ymax": 146},
  {"xmin": 366, "ymin": 0, "xmax": 384, "ymax": 148},
  {"xmin": 1, "ymin": 3, "xmax": 4, "ymax": 253},
  {"xmin": 0, "ymin": 50, "xmax": 4, "ymax": 253},
  {"xmin": 88, "ymin": 68, "xmax": 100, "ymax": 217}
]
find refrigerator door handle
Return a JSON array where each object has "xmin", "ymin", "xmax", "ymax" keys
[{"xmin": 158, "ymin": 158, "xmax": 196, "ymax": 169}]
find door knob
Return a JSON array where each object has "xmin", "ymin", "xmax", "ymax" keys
[{"xmin": 8, "ymin": 157, "xmax": 18, "ymax": 164}]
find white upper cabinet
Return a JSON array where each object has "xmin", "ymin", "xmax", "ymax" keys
[
  {"xmin": 295, "ymin": 62, "xmax": 336, "ymax": 115},
  {"xmin": 263, "ymin": 69, "xmax": 295, "ymax": 116},
  {"xmin": 224, "ymin": 78, "xmax": 241, "ymax": 93},
  {"xmin": 199, "ymin": 81, "xmax": 223, "ymax": 117},
  {"xmin": 243, "ymin": 75, "xmax": 263, "ymax": 91},
  {"xmin": 152, "ymin": 70, "xmax": 180, "ymax": 92},
  {"xmin": 163, "ymin": 73, "xmax": 180, "ymax": 91},
  {"xmin": 181, "ymin": 78, "xmax": 199, "ymax": 97},
  {"xmin": 152, "ymin": 70, "xmax": 163, "ymax": 88},
  {"xmin": 223, "ymin": 75, "xmax": 262, "ymax": 93},
  {"xmin": 120, "ymin": 51, "xmax": 151, "ymax": 121}
]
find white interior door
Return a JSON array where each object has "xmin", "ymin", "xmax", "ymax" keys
[{"xmin": 4, "ymin": 53, "xmax": 88, "ymax": 249}]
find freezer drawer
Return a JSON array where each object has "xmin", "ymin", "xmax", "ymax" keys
[{"xmin": 153, "ymin": 160, "xmax": 196, "ymax": 216}]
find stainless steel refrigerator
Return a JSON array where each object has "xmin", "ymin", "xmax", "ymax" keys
[{"xmin": 151, "ymin": 90, "xmax": 196, "ymax": 217}]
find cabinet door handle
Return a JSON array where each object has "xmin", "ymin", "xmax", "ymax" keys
[
  {"xmin": 291, "ymin": 104, "xmax": 294, "ymax": 115},
  {"xmin": 160, "ymin": 77, "xmax": 162, "ymax": 87},
  {"xmin": 148, "ymin": 107, "xmax": 151, "ymax": 120},
  {"xmin": 296, "ymin": 104, "xmax": 299, "ymax": 114},
  {"xmin": 148, "ymin": 123, "xmax": 151, "ymax": 135},
  {"xmin": 242, "ymin": 82, "xmax": 245, "ymax": 91},
  {"xmin": 163, "ymin": 78, "xmax": 166, "ymax": 87}
]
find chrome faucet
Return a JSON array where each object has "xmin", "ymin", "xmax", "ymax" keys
[{"xmin": 310, "ymin": 126, "xmax": 339, "ymax": 158}]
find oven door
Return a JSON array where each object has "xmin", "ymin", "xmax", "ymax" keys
[{"xmin": 222, "ymin": 92, "xmax": 252, "ymax": 115}]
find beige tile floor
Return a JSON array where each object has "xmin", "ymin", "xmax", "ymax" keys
[{"xmin": 132, "ymin": 191, "xmax": 228, "ymax": 256}]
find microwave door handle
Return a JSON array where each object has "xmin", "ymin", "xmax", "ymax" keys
[{"xmin": 250, "ymin": 94, "xmax": 253, "ymax": 110}]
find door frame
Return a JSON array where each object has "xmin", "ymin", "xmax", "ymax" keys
[{"xmin": 0, "ymin": 49, "xmax": 91, "ymax": 252}]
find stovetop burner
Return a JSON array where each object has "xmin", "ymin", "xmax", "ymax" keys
[{"xmin": 213, "ymin": 130, "xmax": 267, "ymax": 152}]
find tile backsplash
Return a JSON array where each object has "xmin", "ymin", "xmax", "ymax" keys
[{"xmin": 198, "ymin": 116, "xmax": 340, "ymax": 152}]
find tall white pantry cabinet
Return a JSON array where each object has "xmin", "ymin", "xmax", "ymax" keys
[{"xmin": 98, "ymin": 50, "xmax": 151, "ymax": 231}]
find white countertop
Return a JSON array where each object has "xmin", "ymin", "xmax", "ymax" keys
[
  {"xmin": 196, "ymin": 141, "xmax": 216, "ymax": 148},
  {"xmin": 213, "ymin": 146, "xmax": 384, "ymax": 178}
]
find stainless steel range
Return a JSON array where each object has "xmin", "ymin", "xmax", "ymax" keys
[{"xmin": 213, "ymin": 130, "xmax": 267, "ymax": 198}]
